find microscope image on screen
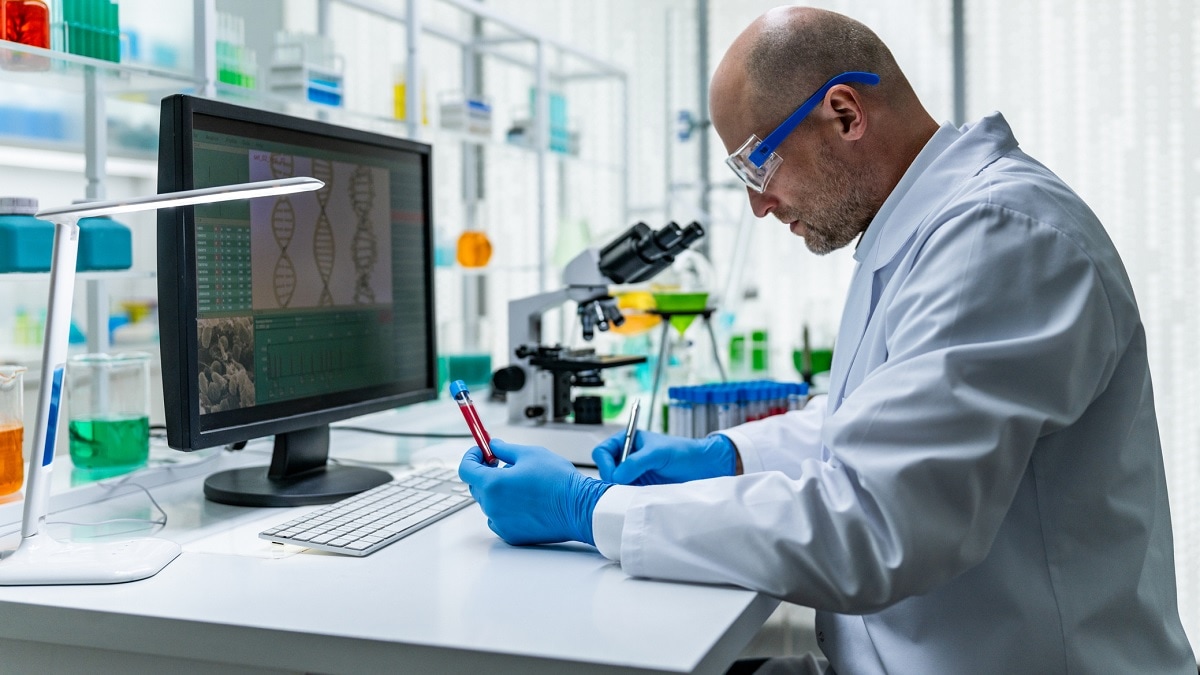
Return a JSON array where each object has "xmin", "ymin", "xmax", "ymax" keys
[
  {"xmin": 197, "ymin": 316, "xmax": 256, "ymax": 413},
  {"xmin": 248, "ymin": 152, "xmax": 393, "ymax": 310}
]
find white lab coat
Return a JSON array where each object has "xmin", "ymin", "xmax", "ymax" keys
[{"xmin": 592, "ymin": 113, "xmax": 1196, "ymax": 673}]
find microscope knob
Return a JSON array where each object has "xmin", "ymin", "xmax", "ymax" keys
[
  {"xmin": 492, "ymin": 366, "xmax": 526, "ymax": 392},
  {"xmin": 524, "ymin": 405, "xmax": 546, "ymax": 419}
]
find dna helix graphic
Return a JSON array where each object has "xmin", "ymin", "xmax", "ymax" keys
[
  {"xmin": 270, "ymin": 153, "xmax": 297, "ymax": 308},
  {"xmin": 311, "ymin": 159, "xmax": 335, "ymax": 306},
  {"xmin": 349, "ymin": 165, "xmax": 378, "ymax": 305}
]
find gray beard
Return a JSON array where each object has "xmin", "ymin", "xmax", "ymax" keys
[{"xmin": 779, "ymin": 142, "xmax": 879, "ymax": 255}]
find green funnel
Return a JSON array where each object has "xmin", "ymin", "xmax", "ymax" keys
[{"xmin": 652, "ymin": 292, "xmax": 709, "ymax": 334}]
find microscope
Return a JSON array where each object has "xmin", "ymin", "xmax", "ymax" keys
[{"xmin": 492, "ymin": 221, "xmax": 705, "ymax": 424}]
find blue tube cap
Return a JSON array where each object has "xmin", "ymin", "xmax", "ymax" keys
[{"xmin": 449, "ymin": 379, "xmax": 469, "ymax": 398}]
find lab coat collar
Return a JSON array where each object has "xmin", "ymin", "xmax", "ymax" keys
[{"xmin": 854, "ymin": 112, "xmax": 1020, "ymax": 271}]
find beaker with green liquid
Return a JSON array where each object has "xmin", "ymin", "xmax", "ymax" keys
[{"xmin": 67, "ymin": 352, "xmax": 151, "ymax": 470}]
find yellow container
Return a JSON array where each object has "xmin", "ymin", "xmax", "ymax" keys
[{"xmin": 610, "ymin": 290, "xmax": 661, "ymax": 336}]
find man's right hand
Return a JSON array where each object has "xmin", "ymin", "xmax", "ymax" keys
[{"xmin": 592, "ymin": 431, "xmax": 737, "ymax": 485}]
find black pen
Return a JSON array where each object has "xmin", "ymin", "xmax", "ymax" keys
[{"xmin": 619, "ymin": 398, "xmax": 641, "ymax": 464}]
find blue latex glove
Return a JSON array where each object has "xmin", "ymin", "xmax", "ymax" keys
[
  {"xmin": 592, "ymin": 430, "xmax": 737, "ymax": 485},
  {"xmin": 458, "ymin": 439, "xmax": 612, "ymax": 546}
]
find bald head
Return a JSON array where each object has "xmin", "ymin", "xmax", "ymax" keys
[
  {"xmin": 710, "ymin": 7, "xmax": 939, "ymax": 253},
  {"xmin": 714, "ymin": 6, "xmax": 918, "ymax": 131}
]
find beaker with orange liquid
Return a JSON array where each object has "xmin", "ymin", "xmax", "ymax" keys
[{"xmin": 0, "ymin": 365, "xmax": 27, "ymax": 496}]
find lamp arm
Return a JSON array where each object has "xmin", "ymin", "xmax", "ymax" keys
[{"xmin": 22, "ymin": 217, "xmax": 80, "ymax": 539}]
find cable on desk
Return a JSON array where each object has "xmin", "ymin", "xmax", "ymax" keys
[
  {"xmin": 46, "ymin": 481, "xmax": 169, "ymax": 537},
  {"xmin": 0, "ymin": 481, "xmax": 168, "ymax": 540},
  {"xmin": 332, "ymin": 425, "xmax": 471, "ymax": 439},
  {"xmin": 0, "ymin": 450, "xmax": 230, "ymax": 541},
  {"xmin": 200, "ymin": 428, "xmax": 470, "ymax": 459},
  {"xmin": 326, "ymin": 456, "xmax": 458, "ymax": 470}
]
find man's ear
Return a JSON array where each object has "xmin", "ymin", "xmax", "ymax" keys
[{"xmin": 823, "ymin": 85, "xmax": 867, "ymax": 140}]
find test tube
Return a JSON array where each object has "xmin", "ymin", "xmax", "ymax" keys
[
  {"xmin": 667, "ymin": 387, "xmax": 682, "ymax": 437},
  {"xmin": 692, "ymin": 388, "xmax": 710, "ymax": 439},
  {"xmin": 716, "ymin": 388, "xmax": 736, "ymax": 431},
  {"xmin": 787, "ymin": 382, "xmax": 809, "ymax": 411},
  {"xmin": 450, "ymin": 380, "xmax": 495, "ymax": 465}
]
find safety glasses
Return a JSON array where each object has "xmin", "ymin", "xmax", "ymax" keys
[{"xmin": 725, "ymin": 71, "xmax": 881, "ymax": 193}]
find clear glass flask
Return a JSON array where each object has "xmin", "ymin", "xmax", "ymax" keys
[{"xmin": 67, "ymin": 352, "xmax": 151, "ymax": 470}]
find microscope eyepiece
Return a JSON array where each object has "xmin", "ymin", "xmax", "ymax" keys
[
  {"xmin": 652, "ymin": 222, "xmax": 685, "ymax": 252},
  {"xmin": 598, "ymin": 220, "xmax": 706, "ymax": 285}
]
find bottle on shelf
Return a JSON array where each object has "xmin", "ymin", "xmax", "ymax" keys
[
  {"xmin": 216, "ymin": 11, "xmax": 256, "ymax": 89},
  {"xmin": 392, "ymin": 62, "xmax": 427, "ymax": 124},
  {"xmin": 455, "ymin": 230, "xmax": 492, "ymax": 268},
  {"xmin": 57, "ymin": 0, "xmax": 121, "ymax": 63},
  {"xmin": 269, "ymin": 31, "xmax": 343, "ymax": 106},
  {"xmin": 76, "ymin": 212, "xmax": 132, "ymax": 270},
  {"xmin": 0, "ymin": 196, "xmax": 53, "ymax": 273},
  {"xmin": 1, "ymin": 0, "xmax": 51, "ymax": 71}
]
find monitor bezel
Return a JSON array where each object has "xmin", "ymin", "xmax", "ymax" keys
[{"xmin": 158, "ymin": 93, "xmax": 438, "ymax": 452}]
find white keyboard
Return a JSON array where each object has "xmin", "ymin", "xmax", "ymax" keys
[{"xmin": 259, "ymin": 466, "xmax": 473, "ymax": 557}]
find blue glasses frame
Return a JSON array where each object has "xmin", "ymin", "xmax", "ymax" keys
[{"xmin": 726, "ymin": 71, "xmax": 880, "ymax": 192}]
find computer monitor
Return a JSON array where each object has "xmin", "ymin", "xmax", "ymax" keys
[{"xmin": 157, "ymin": 94, "xmax": 437, "ymax": 507}]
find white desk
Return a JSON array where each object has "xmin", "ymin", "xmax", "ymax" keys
[{"xmin": 0, "ymin": 403, "xmax": 778, "ymax": 674}]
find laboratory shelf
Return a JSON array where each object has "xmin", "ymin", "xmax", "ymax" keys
[
  {"xmin": 0, "ymin": 41, "xmax": 199, "ymax": 99},
  {"xmin": 0, "ymin": 134, "xmax": 158, "ymax": 166},
  {"xmin": 213, "ymin": 82, "xmax": 415, "ymax": 140},
  {"xmin": 437, "ymin": 263, "xmax": 542, "ymax": 276},
  {"xmin": 0, "ymin": 269, "xmax": 156, "ymax": 282},
  {"xmin": 211, "ymin": 83, "xmax": 620, "ymax": 172}
]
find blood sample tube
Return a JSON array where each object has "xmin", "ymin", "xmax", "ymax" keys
[{"xmin": 450, "ymin": 380, "xmax": 496, "ymax": 465}]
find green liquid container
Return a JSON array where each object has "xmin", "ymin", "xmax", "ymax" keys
[
  {"xmin": 68, "ymin": 415, "xmax": 150, "ymax": 468},
  {"xmin": 67, "ymin": 352, "xmax": 152, "ymax": 470},
  {"xmin": 751, "ymin": 329, "xmax": 770, "ymax": 373}
]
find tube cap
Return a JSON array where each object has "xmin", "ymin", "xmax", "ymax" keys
[
  {"xmin": 449, "ymin": 379, "xmax": 468, "ymax": 398},
  {"xmin": 0, "ymin": 197, "xmax": 39, "ymax": 215}
]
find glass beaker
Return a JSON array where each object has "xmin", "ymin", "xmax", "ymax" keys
[
  {"xmin": 67, "ymin": 352, "xmax": 151, "ymax": 470},
  {"xmin": 0, "ymin": 365, "xmax": 27, "ymax": 496}
]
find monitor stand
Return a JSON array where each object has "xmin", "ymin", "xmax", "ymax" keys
[{"xmin": 203, "ymin": 425, "xmax": 392, "ymax": 507}]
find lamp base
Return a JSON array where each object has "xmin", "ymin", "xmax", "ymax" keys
[{"xmin": 0, "ymin": 533, "xmax": 180, "ymax": 585}]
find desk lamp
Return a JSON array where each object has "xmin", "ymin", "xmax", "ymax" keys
[{"xmin": 0, "ymin": 177, "xmax": 323, "ymax": 585}]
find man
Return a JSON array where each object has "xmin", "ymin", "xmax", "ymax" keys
[{"xmin": 459, "ymin": 6, "xmax": 1196, "ymax": 673}]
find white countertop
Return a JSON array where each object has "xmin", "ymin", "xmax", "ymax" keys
[{"xmin": 0, "ymin": 400, "xmax": 778, "ymax": 674}]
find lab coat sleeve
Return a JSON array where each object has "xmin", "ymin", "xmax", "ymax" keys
[
  {"xmin": 594, "ymin": 398, "xmax": 829, "ymax": 559},
  {"xmin": 720, "ymin": 395, "xmax": 828, "ymax": 476},
  {"xmin": 605, "ymin": 203, "xmax": 1123, "ymax": 612}
]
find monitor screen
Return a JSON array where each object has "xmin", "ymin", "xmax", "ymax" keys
[{"xmin": 157, "ymin": 94, "xmax": 437, "ymax": 507}]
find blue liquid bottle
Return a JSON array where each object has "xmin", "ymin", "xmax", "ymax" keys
[{"xmin": 0, "ymin": 196, "xmax": 54, "ymax": 272}]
